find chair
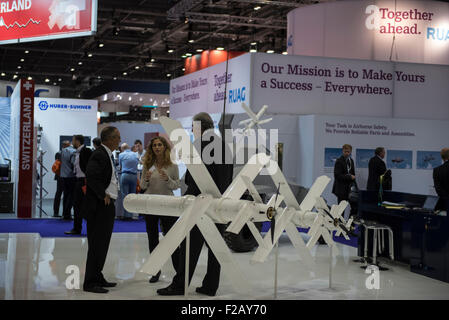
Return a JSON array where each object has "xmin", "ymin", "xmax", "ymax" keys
[{"xmin": 361, "ymin": 221, "xmax": 394, "ymax": 270}]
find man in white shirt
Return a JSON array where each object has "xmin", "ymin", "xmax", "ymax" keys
[{"xmin": 83, "ymin": 126, "xmax": 121, "ymax": 294}]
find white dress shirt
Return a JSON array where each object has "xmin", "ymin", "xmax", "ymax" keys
[
  {"xmin": 102, "ymin": 144, "xmax": 119, "ymax": 200},
  {"xmin": 74, "ymin": 145, "xmax": 86, "ymax": 178}
]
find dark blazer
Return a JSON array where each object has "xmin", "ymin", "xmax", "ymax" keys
[
  {"xmin": 79, "ymin": 146, "xmax": 93, "ymax": 175},
  {"xmin": 54, "ymin": 151, "xmax": 61, "ymax": 180},
  {"xmin": 433, "ymin": 161, "xmax": 449, "ymax": 198},
  {"xmin": 185, "ymin": 134, "xmax": 233, "ymax": 196},
  {"xmin": 367, "ymin": 156, "xmax": 387, "ymax": 191},
  {"xmin": 86, "ymin": 145, "xmax": 113, "ymax": 204},
  {"xmin": 332, "ymin": 155, "xmax": 355, "ymax": 200}
]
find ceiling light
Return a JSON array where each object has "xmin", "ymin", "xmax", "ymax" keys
[
  {"xmin": 150, "ymin": 58, "xmax": 155, "ymax": 62},
  {"xmin": 97, "ymin": 76, "xmax": 101, "ymax": 79},
  {"xmin": 0, "ymin": 73, "xmax": 5, "ymax": 76},
  {"xmin": 250, "ymin": 49, "xmax": 257, "ymax": 53},
  {"xmin": 282, "ymin": 51, "xmax": 288, "ymax": 55},
  {"xmin": 128, "ymin": 96, "xmax": 132, "ymax": 101},
  {"xmin": 27, "ymin": 76, "xmax": 32, "ymax": 80},
  {"xmin": 17, "ymin": 66, "xmax": 21, "ymax": 69},
  {"xmin": 13, "ymin": 75, "xmax": 18, "ymax": 79},
  {"xmin": 45, "ymin": 78, "xmax": 50, "ymax": 82},
  {"xmin": 251, "ymin": 42, "xmax": 257, "ymax": 45},
  {"xmin": 113, "ymin": 77, "xmax": 117, "ymax": 80},
  {"xmin": 185, "ymin": 53, "xmax": 192, "ymax": 57},
  {"xmin": 123, "ymin": 72, "xmax": 127, "ymax": 76},
  {"xmin": 254, "ymin": 6, "xmax": 261, "ymax": 10},
  {"xmin": 166, "ymin": 73, "xmax": 171, "ymax": 77},
  {"xmin": 20, "ymin": 58, "xmax": 24, "ymax": 62},
  {"xmin": 88, "ymin": 53, "xmax": 93, "ymax": 57},
  {"xmin": 58, "ymin": 78, "xmax": 62, "ymax": 81},
  {"xmin": 98, "ymin": 42, "xmax": 104, "ymax": 48},
  {"xmin": 182, "ymin": 68, "xmax": 185, "ymax": 71},
  {"xmin": 181, "ymin": 55, "xmax": 187, "ymax": 58},
  {"xmin": 135, "ymin": 66, "xmax": 140, "ymax": 70},
  {"xmin": 266, "ymin": 50, "xmax": 274, "ymax": 54},
  {"xmin": 24, "ymin": 50, "xmax": 29, "ymax": 54},
  {"xmin": 188, "ymin": 39, "xmax": 194, "ymax": 43},
  {"xmin": 196, "ymin": 49, "xmax": 203, "ymax": 52},
  {"xmin": 168, "ymin": 49, "xmax": 174, "ymax": 53},
  {"xmin": 70, "ymin": 68, "xmax": 75, "ymax": 72},
  {"xmin": 216, "ymin": 47, "xmax": 224, "ymax": 51},
  {"xmin": 78, "ymin": 61, "xmax": 83, "ymax": 65},
  {"xmin": 53, "ymin": 82, "xmax": 57, "ymax": 85}
]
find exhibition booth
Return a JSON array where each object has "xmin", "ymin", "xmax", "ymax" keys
[{"xmin": 1, "ymin": 81, "xmax": 98, "ymax": 217}]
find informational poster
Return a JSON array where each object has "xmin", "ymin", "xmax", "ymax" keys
[{"xmin": 0, "ymin": 0, "xmax": 97, "ymax": 44}]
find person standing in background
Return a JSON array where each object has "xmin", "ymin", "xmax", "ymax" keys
[
  {"xmin": 367, "ymin": 147, "xmax": 387, "ymax": 191},
  {"xmin": 433, "ymin": 148, "xmax": 449, "ymax": 211},
  {"xmin": 60, "ymin": 140, "xmax": 76, "ymax": 220},
  {"xmin": 118, "ymin": 143, "xmax": 139, "ymax": 220},
  {"xmin": 65, "ymin": 135, "xmax": 92, "ymax": 235},
  {"xmin": 92, "ymin": 137, "xmax": 102, "ymax": 150},
  {"xmin": 332, "ymin": 144, "xmax": 357, "ymax": 217},
  {"xmin": 52, "ymin": 144, "xmax": 66, "ymax": 217}
]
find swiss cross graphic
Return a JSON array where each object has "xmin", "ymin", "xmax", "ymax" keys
[
  {"xmin": 23, "ymin": 81, "xmax": 33, "ymax": 91},
  {"xmin": 48, "ymin": 0, "xmax": 86, "ymax": 30}
]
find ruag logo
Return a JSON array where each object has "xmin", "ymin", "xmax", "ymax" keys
[
  {"xmin": 228, "ymin": 87, "xmax": 246, "ymax": 104},
  {"xmin": 365, "ymin": 265, "xmax": 380, "ymax": 290},
  {"xmin": 38, "ymin": 101, "xmax": 49, "ymax": 111}
]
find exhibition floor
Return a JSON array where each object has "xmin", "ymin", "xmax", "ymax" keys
[{"xmin": 1, "ymin": 232, "xmax": 449, "ymax": 300}]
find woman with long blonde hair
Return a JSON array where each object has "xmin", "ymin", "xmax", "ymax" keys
[{"xmin": 140, "ymin": 136, "xmax": 180, "ymax": 283}]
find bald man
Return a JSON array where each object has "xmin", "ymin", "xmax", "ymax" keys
[
  {"xmin": 433, "ymin": 148, "xmax": 449, "ymax": 211},
  {"xmin": 118, "ymin": 142, "xmax": 139, "ymax": 220}
]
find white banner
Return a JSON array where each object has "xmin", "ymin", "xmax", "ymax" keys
[
  {"xmin": 287, "ymin": 0, "xmax": 449, "ymax": 65},
  {"xmin": 169, "ymin": 54, "xmax": 251, "ymax": 119},
  {"xmin": 251, "ymin": 53, "xmax": 449, "ymax": 120}
]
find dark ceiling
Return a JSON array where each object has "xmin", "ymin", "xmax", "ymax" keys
[{"xmin": 1, "ymin": 0, "xmax": 448, "ymax": 98}]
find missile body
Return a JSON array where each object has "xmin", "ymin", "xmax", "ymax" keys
[{"xmin": 123, "ymin": 193, "xmax": 318, "ymax": 227}]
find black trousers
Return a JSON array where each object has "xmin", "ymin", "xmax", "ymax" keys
[
  {"xmin": 53, "ymin": 176, "xmax": 63, "ymax": 216},
  {"xmin": 83, "ymin": 199, "xmax": 115, "ymax": 288},
  {"xmin": 72, "ymin": 178, "xmax": 86, "ymax": 232},
  {"xmin": 144, "ymin": 214, "xmax": 179, "ymax": 272},
  {"xmin": 171, "ymin": 223, "xmax": 226, "ymax": 293},
  {"xmin": 62, "ymin": 177, "xmax": 76, "ymax": 218}
]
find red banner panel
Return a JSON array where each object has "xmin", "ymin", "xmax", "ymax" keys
[
  {"xmin": 184, "ymin": 50, "xmax": 246, "ymax": 74},
  {"xmin": 17, "ymin": 79, "xmax": 34, "ymax": 218},
  {"xmin": 0, "ymin": 0, "xmax": 97, "ymax": 44}
]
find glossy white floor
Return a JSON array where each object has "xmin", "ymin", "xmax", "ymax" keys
[{"xmin": 1, "ymin": 232, "xmax": 448, "ymax": 300}]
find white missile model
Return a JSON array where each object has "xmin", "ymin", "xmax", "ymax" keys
[
  {"xmin": 123, "ymin": 115, "xmax": 353, "ymax": 294},
  {"xmin": 238, "ymin": 103, "xmax": 272, "ymax": 134}
]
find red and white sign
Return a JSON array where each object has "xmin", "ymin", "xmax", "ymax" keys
[
  {"xmin": 0, "ymin": 0, "xmax": 97, "ymax": 44},
  {"xmin": 17, "ymin": 79, "xmax": 34, "ymax": 218}
]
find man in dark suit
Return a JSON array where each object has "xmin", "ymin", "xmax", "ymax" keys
[
  {"xmin": 65, "ymin": 135, "xmax": 93, "ymax": 235},
  {"xmin": 433, "ymin": 148, "xmax": 449, "ymax": 211},
  {"xmin": 83, "ymin": 126, "xmax": 121, "ymax": 294},
  {"xmin": 157, "ymin": 112, "xmax": 233, "ymax": 297},
  {"xmin": 367, "ymin": 147, "xmax": 388, "ymax": 191},
  {"xmin": 332, "ymin": 144, "xmax": 356, "ymax": 216}
]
